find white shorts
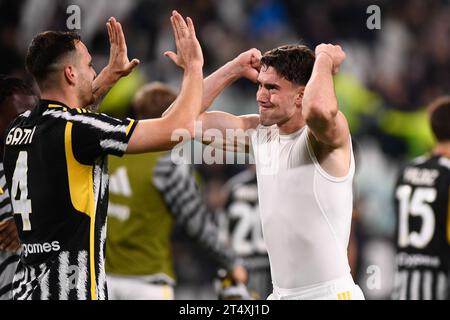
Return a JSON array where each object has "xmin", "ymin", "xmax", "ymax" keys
[
  {"xmin": 268, "ymin": 274, "xmax": 365, "ymax": 300},
  {"xmin": 107, "ymin": 275, "xmax": 174, "ymax": 300}
]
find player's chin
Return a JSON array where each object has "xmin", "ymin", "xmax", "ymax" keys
[{"xmin": 259, "ymin": 114, "xmax": 276, "ymax": 127}]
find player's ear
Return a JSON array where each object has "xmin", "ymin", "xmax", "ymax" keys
[
  {"xmin": 64, "ymin": 65, "xmax": 76, "ymax": 86},
  {"xmin": 295, "ymin": 86, "xmax": 305, "ymax": 107}
]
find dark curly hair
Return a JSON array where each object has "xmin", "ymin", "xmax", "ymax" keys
[{"xmin": 261, "ymin": 44, "xmax": 315, "ymax": 86}]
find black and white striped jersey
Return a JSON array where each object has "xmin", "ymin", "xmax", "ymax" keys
[
  {"xmin": 0, "ymin": 251, "xmax": 19, "ymax": 300},
  {"xmin": 0, "ymin": 162, "xmax": 20, "ymax": 300},
  {"xmin": 221, "ymin": 167, "xmax": 272, "ymax": 299},
  {"xmin": 393, "ymin": 155, "xmax": 450, "ymax": 300},
  {"xmin": 222, "ymin": 168, "xmax": 268, "ymax": 263},
  {"xmin": 2, "ymin": 100, "xmax": 137, "ymax": 300}
]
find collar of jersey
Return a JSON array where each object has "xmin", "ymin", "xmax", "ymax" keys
[
  {"xmin": 40, "ymin": 99, "xmax": 70, "ymax": 111},
  {"xmin": 279, "ymin": 126, "xmax": 305, "ymax": 140}
]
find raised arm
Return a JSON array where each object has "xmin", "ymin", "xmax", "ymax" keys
[
  {"xmin": 197, "ymin": 50, "xmax": 262, "ymax": 152},
  {"xmin": 196, "ymin": 111, "xmax": 259, "ymax": 153},
  {"xmin": 161, "ymin": 49, "xmax": 261, "ymax": 152},
  {"xmin": 126, "ymin": 11, "xmax": 203, "ymax": 153},
  {"xmin": 302, "ymin": 44, "xmax": 349, "ymax": 148},
  {"xmin": 162, "ymin": 48, "xmax": 261, "ymax": 117},
  {"xmin": 302, "ymin": 44, "xmax": 352, "ymax": 177},
  {"xmin": 202, "ymin": 49, "xmax": 261, "ymax": 112},
  {"xmin": 91, "ymin": 17, "xmax": 140, "ymax": 105}
]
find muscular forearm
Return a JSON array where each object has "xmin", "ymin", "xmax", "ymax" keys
[
  {"xmin": 302, "ymin": 54, "xmax": 338, "ymax": 122},
  {"xmin": 91, "ymin": 67, "xmax": 119, "ymax": 107},
  {"xmin": 165, "ymin": 68, "xmax": 204, "ymax": 131},
  {"xmin": 163, "ymin": 60, "xmax": 240, "ymax": 118},
  {"xmin": 202, "ymin": 60, "xmax": 241, "ymax": 111},
  {"xmin": 126, "ymin": 67, "xmax": 203, "ymax": 153}
]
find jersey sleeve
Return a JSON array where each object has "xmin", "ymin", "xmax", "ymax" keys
[
  {"xmin": 70, "ymin": 111, "xmax": 138, "ymax": 164},
  {"xmin": 153, "ymin": 154, "xmax": 238, "ymax": 269}
]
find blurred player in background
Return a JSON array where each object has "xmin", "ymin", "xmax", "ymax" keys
[
  {"xmin": 3, "ymin": 11, "xmax": 204, "ymax": 300},
  {"xmin": 392, "ymin": 96, "xmax": 450, "ymax": 300},
  {"xmin": 106, "ymin": 82, "xmax": 247, "ymax": 300},
  {"xmin": 216, "ymin": 165, "xmax": 271, "ymax": 299},
  {"xmin": 0, "ymin": 76, "xmax": 37, "ymax": 300}
]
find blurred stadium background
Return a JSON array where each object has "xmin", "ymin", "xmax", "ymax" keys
[{"xmin": 1, "ymin": 0, "xmax": 449, "ymax": 299}]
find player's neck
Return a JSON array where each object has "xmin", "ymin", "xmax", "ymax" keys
[
  {"xmin": 433, "ymin": 142, "xmax": 450, "ymax": 159},
  {"xmin": 277, "ymin": 112, "xmax": 306, "ymax": 135},
  {"xmin": 41, "ymin": 87, "xmax": 81, "ymax": 109}
]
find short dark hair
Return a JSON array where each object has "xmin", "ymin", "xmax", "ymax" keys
[
  {"xmin": 26, "ymin": 31, "xmax": 81, "ymax": 85},
  {"xmin": 428, "ymin": 96, "xmax": 450, "ymax": 142},
  {"xmin": 261, "ymin": 44, "xmax": 315, "ymax": 86},
  {"xmin": 0, "ymin": 75, "xmax": 36, "ymax": 106}
]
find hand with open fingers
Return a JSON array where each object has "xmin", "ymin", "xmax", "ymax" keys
[
  {"xmin": 164, "ymin": 11, "xmax": 203, "ymax": 71},
  {"xmin": 232, "ymin": 48, "xmax": 262, "ymax": 82},
  {"xmin": 0, "ymin": 219, "xmax": 20, "ymax": 253},
  {"xmin": 315, "ymin": 44, "xmax": 346, "ymax": 75},
  {"xmin": 106, "ymin": 17, "xmax": 140, "ymax": 77}
]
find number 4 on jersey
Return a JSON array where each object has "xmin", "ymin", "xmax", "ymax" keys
[{"xmin": 11, "ymin": 151, "xmax": 32, "ymax": 231}]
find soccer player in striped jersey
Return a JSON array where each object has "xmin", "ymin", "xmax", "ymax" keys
[
  {"xmin": 0, "ymin": 76, "xmax": 37, "ymax": 300},
  {"xmin": 218, "ymin": 165, "xmax": 272, "ymax": 299},
  {"xmin": 106, "ymin": 82, "xmax": 246, "ymax": 299},
  {"xmin": 3, "ymin": 11, "xmax": 204, "ymax": 300},
  {"xmin": 392, "ymin": 96, "xmax": 450, "ymax": 300}
]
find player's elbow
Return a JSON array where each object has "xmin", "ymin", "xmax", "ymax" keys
[
  {"xmin": 160, "ymin": 111, "xmax": 196, "ymax": 139},
  {"xmin": 303, "ymin": 100, "xmax": 338, "ymax": 124}
]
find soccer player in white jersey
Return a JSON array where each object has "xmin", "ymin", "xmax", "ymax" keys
[{"xmin": 166, "ymin": 44, "xmax": 365, "ymax": 299}]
